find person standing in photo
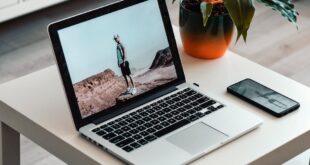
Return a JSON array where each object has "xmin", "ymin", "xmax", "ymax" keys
[{"xmin": 114, "ymin": 34, "xmax": 136, "ymax": 95}]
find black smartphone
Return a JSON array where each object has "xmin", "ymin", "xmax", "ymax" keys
[{"xmin": 227, "ymin": 78, "xmax": 300, "ymax": 117}]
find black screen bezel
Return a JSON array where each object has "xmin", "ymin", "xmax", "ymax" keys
[{"xmin": 48, "ymin": 0, "xmax": 185, "ymax": 130}]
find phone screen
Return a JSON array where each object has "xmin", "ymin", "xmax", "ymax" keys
[{"xmin": 228, "ymin": 79, "xmax": 299, "ymax": 114}]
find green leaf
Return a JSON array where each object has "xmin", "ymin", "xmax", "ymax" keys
[
  {"xmin": 200, "ymin": 2, "xmax": 213, "ymax": 27},
  {"xmin": 224, "ymin": 0, "xmax": 255, "ymax": 42},
  {"xmin": 256, "ymin": 0, "xmax": 298, "ymax": 28}
]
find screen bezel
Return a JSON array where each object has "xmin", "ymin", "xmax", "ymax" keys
[{"xmin": 48, "ymin": 0, "xmax": 185, "ymax": 130}]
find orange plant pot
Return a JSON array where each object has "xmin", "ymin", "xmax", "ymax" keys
[{"xmin": 179, "ymin": 2, "xmax": 234, "ymax": 59}]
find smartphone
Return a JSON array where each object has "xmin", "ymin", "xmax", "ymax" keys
[{"xmin": 227, "ymin": 78, "xmax": 300, "ymax": 117}]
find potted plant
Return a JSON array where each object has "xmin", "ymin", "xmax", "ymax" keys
[{"xmin": 174, "ymin": 0, "xmax": 298, "ymax": 59}]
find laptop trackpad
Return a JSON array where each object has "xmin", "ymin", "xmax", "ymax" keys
[{"xmin": 166, "ymin": 122, "xmax": 228, "ymax": 155}]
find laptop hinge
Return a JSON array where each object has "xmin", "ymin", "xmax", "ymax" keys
[{"xmin": 93, "ymin": 85, "xmax": 178, "ymax": 125}]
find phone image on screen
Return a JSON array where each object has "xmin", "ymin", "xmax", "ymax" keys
[{"xmin": 227, "ymin": 78, "xmax": 300, "ymax": 117}]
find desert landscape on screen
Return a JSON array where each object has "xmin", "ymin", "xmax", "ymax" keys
[{"xmin": 73, "ymin": 47, "xmax": 177, "ymax": 118}]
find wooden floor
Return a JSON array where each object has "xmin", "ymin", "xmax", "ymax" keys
[{"xmin": 0, "ymin": 0, "xmax": 309, "ymax": 164}]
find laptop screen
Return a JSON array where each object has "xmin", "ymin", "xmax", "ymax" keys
[{"xmin": 57, "ymin": 0, "xmax": 178, "ymax": 118}]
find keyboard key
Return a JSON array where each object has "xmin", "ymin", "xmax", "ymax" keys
[
  {"xmin": 122, "ymin": 132, "xmax": 132, "ymax": 138},
  {"xmin": 164, "ymin": 113, "xmax": 173, "ymax": 118},
  {"xmin": 175, "ymin": 115, "xmax": 183, "ymax": 120},
  {"xmin": 146, "ymin": 128, "xmax": 156, "ymax": 133},
  {"xmin": 146, "ymin": 109, "xmax": 155, "ymax": 114},
  {"xmin": 161, "ymin": 121, "xmax": 170, "ymax": 127},
  {"xmin": 107, "ymin": 121, "xmax": 115, "ymax": 125},
  {"xmin": 208, "ymin": 106, "xmax": 217, "ymax": 111},
  {"xmin": 140, "ymin": 131, "xmax": 149, "ymax": 137},
  {"xmin": 187, "ymin": 109, "xmax": 196, "ymax": 115},
  {"xmin": 196, "ymin": 112, "xmax": 205, "ymax": 118},
  {"xmin": 104, "ymin": 127, "xmax": 114, "ymax": 132},
  {"xmin": 130, "ymin": 142, "xmax": 141, "ymax": 149},
  {"xmin": 158, "ymin": 116, "xmax": 166, "ymax": 121},
  {"xmin": 179, "ymin": 94, "xmax": 187, "ymax": 100},
  {"xmin": 92, "ymin": 128, "xmax": 100, "ymax": 132},
  {"xmin": 200, "ymin": 100, "xmax": 216, "ymax": 108},
  {"xmin": 166, "ymin": 100, "xmax": 175, "ymax": 104},
  {"xmin": 116, "ymin": 138, "xmax": 135, "ymax": 147},
  {"xmin": 153, "ymin": 106, "xmax": 161, "ymax": 110},
  {"xmin": 111, "ymin": 124, "xmax": 121, "ymax": 129},
  {"xmin": 177, "ymin": 107, "xmax": 186, "ymax": 112},
  {"xmin": 109, "ymin": 136, "xmax": 125, "ymax": 144},
  {"xmin": 163, "ymin": 108, "xmax": 172, "ymax": 113},
  {"xmin": 185, "ymin": 90, "xmax": 196, "ymax": 96},
  {"xmin": 129, "ymin": 129, "xmax": 139, "ymax": 134},
  {"xmin": 157, "ymin": 100, "xmax": 164, "ymax": 104},
  {"xmin": 142, "ymin": 117, "xmax": 152, "ymax": 122},
  {"xmin": 137, "ymin": 126, "xmax": 146, "ymax": 131},
  {"xmin": 115, "ymin": 118, "xmax": 122, "ymax": 122},
  {"xmin": 184, "ymin": 105, "xmax": 193, "ymax": 109},
  {"xmin": 176, "ymin": 102, "xmax": 185, "ymax": 106},
  {"xmin": 96, "ymin": 130, "xmax": 107, "ymax": 136},
  {"xmin": 151, "ymin": 120, "xmax": 160, "ymax": 125},
  {"xmin": 133, "ymin": 134, "xmax": 143, "ymax": 140},
  {"xmin": 119, "ymin": 121, "xmax": 128, "ymax": 126},
  {"xmin": 100, "ymin": 125, "xmax": 108, "ymax": 129},
  {"xmin": 168, "ymin": 118, "xmax": 176, "ymax": 124},
  {"xmin": 160, "ymin": 103, "xmax": 169, "ymax": 108},
  {"xmin": 156, "ymin": 110, "xmax": 164, "ymax": 116},
  {"xmin": 196, "ymin": 97, "xmax": 209, "ymax": 103},
  {"xmin": 169, "ymin": 105, "xmax": 178, "ymax": 110},
  {"xmin": 138, "ymin": 139, "xmax": 148, "ymax": 145},
  {"xmin": 188, "ymin": 115, "xmax": 199, "ymax": 121},
  {"xmin": 217, "ymin": 105, "xmax": 224, "ymax": 109},
  {"xmin": 181, "ymin": 112, "xmax": 189, "ymax": 117},
  {"xmin": 115, "ymin": 129, "xmax": 124, "ymax": 135},
  {"xmin": 194, "ymin": 106, "xmax": 203, "ymax": 111},
  {"xmin": 154, "ymin": 125, "xmax": 163, "ymax": 130},
  {"xmin": 121, "ymin": 126, "xmax": 131, "ymax": 132},
  {"xmin": 172, "ymin": 97, "xmax": 181, "ymax": 102},
  {"xmin": 149, "ymin": 114, "xmax": 158, "ymax": 118},
  {"xmin": 144, "ymin": 122, "xmax": 153, "ymax": 128},
  {"xmin": 130, "ymin": 111, "xmax": 137, "ymax": 116},
  {"xmin": 136, "ymin": 120, "xmax": 145, "ymax": 125},
  {"xmin": 123, "ymin": 146, "xmax": 134, "ymax": 152},
  {"xmin": 183, "ymin": 99, "xmax": 191, "ymax": 104},
  {"xmin": 103, "ymin": 133, "xmax": 117, "ymax": 140},
  {"xmin": 133, "ymin": 115, "xmax": 142, "ymax": 120},
  {"xmin": 129, "ymin": 123, "xmax": 138, "ymax": 128},
  {"xmin": 171, "ymin": 110, "xmax": 180, "ymax": 115},
  {"xmin": 122, "ymin": 114, "xmax": 130, "ymax": 119},
  {"xmin": 145, "ymin": 135, "xmax": 157, "ymax": 142},
  {"xmin": 150, "ymin": 102, "xmax": 158, "ymax": 107},
  {"xmin": 154, "ymin": 119, "xmax": 190, "ymax": 137},
  {"xmin": 140, "ymin": 112, "xmax": 148, "ymax": 117},
  {"xmin": 126, "ymin": 118, "xmax": 135, "ymax": 123}
]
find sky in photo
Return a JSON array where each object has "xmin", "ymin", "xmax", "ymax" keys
[{"xmin": 58, "ymin": 0, "xmax": 169, "ymax": 83}]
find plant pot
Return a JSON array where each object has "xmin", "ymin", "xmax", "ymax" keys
[{"xmin": 179, "ymin": 1, "xmax": 234, "ymax": 59}]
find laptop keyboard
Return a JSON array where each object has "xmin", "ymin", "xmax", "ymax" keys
[{"xmin": 91, "ymin": 88, "xmax": 224, "ymax": 152}]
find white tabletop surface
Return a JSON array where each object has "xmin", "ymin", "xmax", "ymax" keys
[{"xmin": 0, "ymin": 27, "xmax": 309, "ymax": 165}]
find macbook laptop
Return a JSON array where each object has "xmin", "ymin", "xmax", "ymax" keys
[{"xmin": 48, "ymin": 0, "xmax": 262, "ymax": 164}]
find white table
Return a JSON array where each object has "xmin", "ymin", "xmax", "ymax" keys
[{"xmin": 0, "ymin": 27, "xmax": 309, "ymax": 165}]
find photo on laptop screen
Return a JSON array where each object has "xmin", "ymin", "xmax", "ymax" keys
[{"xmin": 57, "ymin": 0, "xmax": 178, "ymax": 118}]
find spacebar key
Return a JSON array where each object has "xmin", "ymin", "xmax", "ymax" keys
[{"xmin": 154, "ymin": 119, "xmax": 190, "ymax": 137}]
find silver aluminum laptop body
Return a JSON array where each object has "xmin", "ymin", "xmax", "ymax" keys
[
  {"xmin": 80, "ymin": 83, "xmax": 262, "ymax": 165},
  {"xmin": 48, "ymin": 0, "xmax": 263, "ymax": 164}
]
